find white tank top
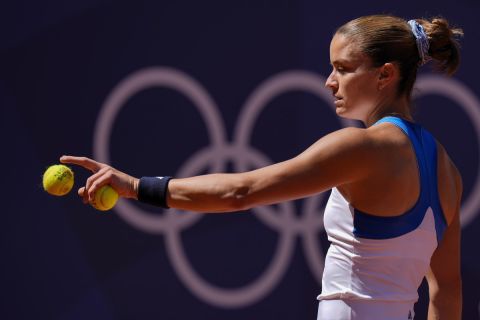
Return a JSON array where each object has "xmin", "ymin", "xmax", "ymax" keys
[{"xmin": 317, "ymin": 117, "xmax": 447, "ymax": 303}]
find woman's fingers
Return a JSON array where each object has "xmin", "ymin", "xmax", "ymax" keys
[
  {"xmin": 85, "ymin": 166, "xmax": 109, "ymax": 197},
  {"xmin": 60, "ymin": 154, "xmax": 139, "ymax": 203},
  {"xmin": 60, "ymin": 155, "xmax": 103, "ymax": 173},
  {"xmin": 78, "ymin": 187, "xmax": 88, "ymax": 204},
  {"xmin": 86, "ymin": 170, "xmax": 112, "ymax": 202}
]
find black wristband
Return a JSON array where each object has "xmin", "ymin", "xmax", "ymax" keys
[{"xmin": 137, "ymin": 176, "xmax": 172, "ymax": 208}]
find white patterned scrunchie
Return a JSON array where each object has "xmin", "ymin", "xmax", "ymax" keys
[{"xmin": 408, "ymin": 19, "xmax": 431, "ymax": 66}]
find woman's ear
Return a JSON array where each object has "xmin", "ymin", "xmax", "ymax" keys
[{"xmin": 378, "ymin": 63, "xmax": 398, "ymax": 90}]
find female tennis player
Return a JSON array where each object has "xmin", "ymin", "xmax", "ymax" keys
[{"xmin": 61, "ymin": 14, "xmax": 463, "ymax": 320}]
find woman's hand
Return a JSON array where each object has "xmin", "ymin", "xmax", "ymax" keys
[{"xmin": 60, "ymin": 155, "xmax": 139, "ymax": 204}]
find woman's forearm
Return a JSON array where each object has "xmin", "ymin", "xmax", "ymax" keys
[
  {"xmin": 164, "ymin": 158, "xmax": 314, "ymax": 213},
  {"xmin": 427, "ymin": 284, "xmax": 462, "ymax": 320},
  {"xmin": 166, "ymin": 173, "xmax": 253, "ymax": 213}
]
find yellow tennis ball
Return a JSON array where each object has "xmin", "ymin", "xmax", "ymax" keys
[
  {"xmin": 92, "ymin": 185, "xmax": 118, "ymax": 211},
  {"xmin": 42, "ymin": 164, "xmax": 74, "ymax": 196}
]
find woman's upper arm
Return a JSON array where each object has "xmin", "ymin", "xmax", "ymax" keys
[
  {"xmin": 426, "ymin": 169, "xmax": 462, "ymax": 293},
  {"xmin": 239, "ymin": 127, "xmax": 378, "ymax": 208}
]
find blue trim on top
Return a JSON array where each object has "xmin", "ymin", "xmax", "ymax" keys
[
  {"xmin": 352, "ymin": 117, "xmax": 447, "ymax": 242},
  {"xmin": 421, "ymin": 128, "xmax": 448, "ymax": 242}
]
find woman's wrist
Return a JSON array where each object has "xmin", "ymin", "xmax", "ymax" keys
[
  {"xmin": 132, "ymin": 177, "xmax": 140, "ymax": 200},
  {"xmin": 137, "ymin": 176, "xmax": 172, "ymax": 208}
]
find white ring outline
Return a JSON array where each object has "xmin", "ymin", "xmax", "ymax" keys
[
  {"xmin": 166, "ymin": 143, "xmax": 297, "ymax": 308},
  {"xmin": 94, "ymin": 67, "xmax": 226, "ymax": 233}
]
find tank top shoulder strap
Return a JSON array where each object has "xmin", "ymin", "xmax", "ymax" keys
[
  {"xmin": 352, "ymin": 116, "xmax": 447, "ymax": 242},
  {"xmin": 417, "ymin": 121, "xmax": 448, "ymax": 243}
]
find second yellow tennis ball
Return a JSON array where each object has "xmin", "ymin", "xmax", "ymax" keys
[
  {"xmin": 43, "ymin": 164, "xmax": 74, "ymax": 196},
  {"xmin": 91, "ymin": 185, "xmax": 119, "ymax": 211}
]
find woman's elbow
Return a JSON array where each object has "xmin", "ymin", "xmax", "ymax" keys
[
  {"xmin": 225, "ymin": 185, "xmax": 255, "ymax": 212},
  {"xmin": 221, "ymin": 174, "xmax": 258, "ymax": 212}
]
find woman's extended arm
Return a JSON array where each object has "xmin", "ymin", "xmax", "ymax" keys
[
  {"xmin": 167, "ymin": 127, "xmax": 371, "ymax": 212},
  {"xmin": 61, "ymin": 127, "xmax": 379, "ymax": 212}
]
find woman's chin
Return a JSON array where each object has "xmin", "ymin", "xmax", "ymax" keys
[
  {"xmin": 335, "ymin": 108, "xmax": 364, "ymax": 122},
  {"xmin": 335, "ymin": 106, "xmax": 348, "ymax": 117}
]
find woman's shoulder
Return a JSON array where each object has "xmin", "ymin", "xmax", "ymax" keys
[
  {"xmin": 328, "ymin": 124, "xmax": 405, "ymax": 144},
  {"xmin": 362, "ymin": 121, "xmax": 415, "ymax": 152},
  {"xmin": 365, "ymin": 122, "xmax": 462, "ymax": 182},
  {"xmin": 314, "ymin": 125, "xmax": 412, "ymax": 162}
]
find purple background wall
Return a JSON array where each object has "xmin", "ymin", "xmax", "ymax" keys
[{"xmin": 1, "ymin": 0, "xmax": 479, "ymax": 319}]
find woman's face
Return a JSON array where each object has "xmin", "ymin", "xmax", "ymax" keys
[{"xmin": 325, "ymin": 34, "xmax": 382, "ymax": 121}]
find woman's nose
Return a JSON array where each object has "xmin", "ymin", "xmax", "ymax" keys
[{"xmin": 325, "ymin": 71, "xmax": 338, "ymax": 91}]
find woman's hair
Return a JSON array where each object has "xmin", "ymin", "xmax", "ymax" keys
[{"xmin": 335, "ymin": 15, "xmax": 463, "ymax": 98}]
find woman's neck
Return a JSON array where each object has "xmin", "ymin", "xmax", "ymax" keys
[{"xmin": 364, "ymin": 96, "xmax": 413, "ymax": 127}]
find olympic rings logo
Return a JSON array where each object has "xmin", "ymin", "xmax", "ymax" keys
[{"xmin": 93, "ymin": 67, "xmax": 480, "ymax": 309}]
